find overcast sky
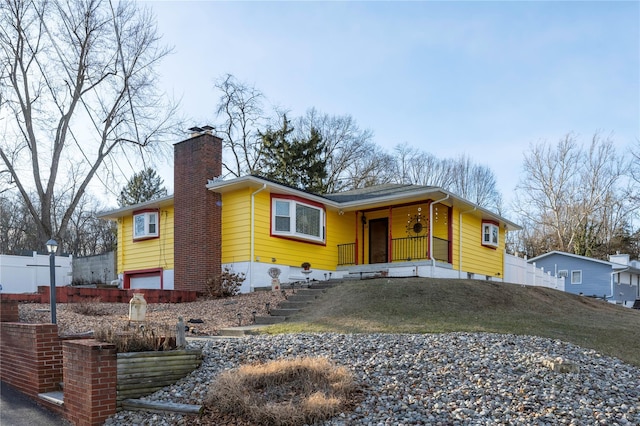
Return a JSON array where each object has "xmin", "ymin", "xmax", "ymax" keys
[{"xmin": 144, "ymin": 0, "xmax": 639, "ymax": 209}]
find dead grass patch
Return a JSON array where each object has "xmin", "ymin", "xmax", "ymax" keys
[
  {"xmin": 205, "ymin": 357, "xmax": 359, "ymax": 426},
  {"xmin": 66, "ymin": 297, "xmax": 111, "ymax": 316},
  {"xmin": 94, "ymin": 322, "xmax": 177, "ymax": 352}
]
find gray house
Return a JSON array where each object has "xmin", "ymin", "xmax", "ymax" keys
[{"xmin": 528, "ymin": 251, "xmax": 640, "ymax": 307}]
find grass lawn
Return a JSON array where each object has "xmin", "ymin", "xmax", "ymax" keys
[{"xmin": 264, "ymin": 278, "xmax": 640, "ymax": 366}]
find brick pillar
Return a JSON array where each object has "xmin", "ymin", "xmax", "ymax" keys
[
  {"xmin": 0, "ymin": 300, "xmax": 19, "ymax": 321},
  {"xmin": 174, "ymin": 132, "xmax": 222, "ymax": 292},
  {"xmin": 63, "ymin": 340, "xmax": 117, "ymax": 426}
]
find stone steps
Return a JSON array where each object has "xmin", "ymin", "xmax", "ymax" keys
[
  {"xmin": 218, "ymin": 281, "xmax": 337, "ymax": 336},
  {"xmin": 278, "ymin": 301, "xmax": 311, "ymax": 309}
]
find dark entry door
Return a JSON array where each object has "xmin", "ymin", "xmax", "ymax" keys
[{"xmin": 369, "ymin": 218, "xmax": 388, "ymax": 264}]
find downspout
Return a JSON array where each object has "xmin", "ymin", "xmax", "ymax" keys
[
  {"xmin": 250, "ymin": 184, "xmax": 267, "ymax": 291},
  {"xmin": 429, "ymin": 194, "xmax": 450, "ymax": 276},
  {"xmin": 458, "ymin": 206, "xmax": 477, "ymax": 278}
]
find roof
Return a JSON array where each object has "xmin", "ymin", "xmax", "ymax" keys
[
  {"xmin": 96, "ymin": 195, "xmax": 174, "ymax": 220},
  {"xmin": 528, "ymin": 250, "xmax": 640, "ymax": 274},
  {"xmin": 207, "ymin": 176, "xmax": 522, "ymax": 231},
  {"xmin": 323, "ymin": 184, "xmax": 436, "ymax": 203},
  {"xmin": 96, "ymin": 175, "xmax": 522, "ymax": 231}
]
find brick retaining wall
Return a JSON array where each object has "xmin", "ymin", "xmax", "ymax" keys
[
  {"xmin": 0, "ymin": 323, "xmax": 63, "ymax": 397},
  {"xmin": 1, "ymin": 300, "xmax": 19, "ymax": 321},
  {"xmin": 0, "ymin": 322, "xmax": 119, "ymax": 425},
  {"xmin": 0, "ymin": 286, "xmax": 199, "ymax": 303}
]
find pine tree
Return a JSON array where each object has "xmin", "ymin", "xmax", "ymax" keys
[
  {"xmin": 258, "ymin": 116, "xmax": 327, "ymax": 193},
  {"xmin": 118, "ymin": 168, "xmax": 168, "ymax": 207}
]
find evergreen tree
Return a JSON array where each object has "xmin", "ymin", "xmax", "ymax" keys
[
  {"xmin": 258, "ymin": 115, "xmax": 328, "ymax": 193},
  {"xmin": 118, "ymin": 168, "xmax": 168, "ymax": 207}
]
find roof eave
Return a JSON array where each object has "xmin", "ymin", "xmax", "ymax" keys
[
  {"xmin": 97, "ymin": 195, "xmax": 175, "ymax": 220},
  {"xmin": 206, "ymin": 176, "xmax": 521, "ymax": 230}
]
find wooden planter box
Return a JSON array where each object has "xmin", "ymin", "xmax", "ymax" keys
[{"xmin": 116, "ymin": 349, "xmax": 202, "ymax": 406}]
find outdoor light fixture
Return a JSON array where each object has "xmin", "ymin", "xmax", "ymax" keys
[
  {"xmin": 46, "ymin": 239, "xmax": 58, "ymax": 324},
  {"xmin": 236, "ymin": 312, "xmax": 242, "ymax": 326}
]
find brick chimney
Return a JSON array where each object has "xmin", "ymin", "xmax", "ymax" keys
[{"xmin": 173, "ymin": 131, "xmax": 222, "ymax": 293}]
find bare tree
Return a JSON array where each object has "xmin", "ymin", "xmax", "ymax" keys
[
  {"xmin": 294, "ymin": 108, "xmax": 376, "ymax": 192},
  {"xmin": 0, "ymin": 191, "xmax": 38, "ymax": 254},
  {"xmin": 64, "ymin": 193, "xmax": 116, "ymax": 256},
  {"xmin": 513, "ymin": 133, "xmax": 636, "ymax": 258},
  {"xmin": 390, "ymin": 144, "xmax": 503, "ymax": 211},
  {"xmin": 214, "ymin": 74, "xmax": 267, "ymax": 177},
  {"xmin": 0, "ymin": 0, "xmax": 177, "ymax": 250}
]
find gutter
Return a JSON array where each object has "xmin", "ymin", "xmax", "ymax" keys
[
  {"xmin": 458, "ymin": 206, "xmax": 477, "ymax": 278},
  {"xmin": 250, "ymin": 184, "xmax": 267, "ymax": 291},
  {"xmin": 429, "ymin": 194, "xmax": 450, "ymax": 274}
]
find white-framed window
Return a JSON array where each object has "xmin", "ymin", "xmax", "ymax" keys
[
  {"xmin": 133, "ymin": 211, "xmax": 159, "ymax": 240},
  {"xmin": 272, "ymin": 198, "xmax": 325, "ymax": 243},
  {"xmin": 571, "ymin": 270, "xmax": 582, "ymax": 284},
  {"xmin": 558, "ymin": 270, "xmax": 568, "ymax": 278},
  {"xmin": 481, "ymin": 222, "xmax": 499, "ymax": 248}
]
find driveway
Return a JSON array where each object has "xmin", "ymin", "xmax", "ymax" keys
[{"xmin": 0, "ymin": 381, "xmax": 69, "ymax": 426}]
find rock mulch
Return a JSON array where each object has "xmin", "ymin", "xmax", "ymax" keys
[
  {"xmin": 105, "ymin": 333, "xmax": 640, "ymax": 425},
  {"xmin": 18, "ymin": 291, "xmax": 286, "ymax": 336}
]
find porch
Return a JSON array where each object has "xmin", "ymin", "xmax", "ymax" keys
[{"xmin": 337, "ymin": 236, "xmax": 451, "ymax": 266}]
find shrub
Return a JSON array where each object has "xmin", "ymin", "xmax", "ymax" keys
[
  {"xmin": 205, "ymin": 357, "xmax": 359, "ymax": 426},
  {"xmin": 66, "ymin": 297, "xmax": 110, "ymax": 316},
  {"xmin": 94, "ymin": 322, "xmax": 177, "ymax": 352},
  {"xmin": 206, "ymin": 267, "xmax": 245, "ymax": 298}
]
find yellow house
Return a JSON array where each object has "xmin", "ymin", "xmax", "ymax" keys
[
  {"xmin": 207, "ymin": 176, "xmax": 520, "ymax": 292},
  {"xmin": 98, "ymin": 196, "xmax": 175, "ymax": 289},
  {"xmin": 98, "ymin": 131, "xmax": 521, "ymax": 293}
]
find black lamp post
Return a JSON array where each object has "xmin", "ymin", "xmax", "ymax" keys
[{"xmin": 46, "ymin": 239, "xmax": 58, "ymax": 324}]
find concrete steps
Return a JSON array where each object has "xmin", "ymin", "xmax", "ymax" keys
[
  {"xmin": 278, "ymin": 300, "xmax": 311, "ymax": 309},
  {"xmin": 217, "ymin": 281, "xmax": 337, "ymax": 336}
]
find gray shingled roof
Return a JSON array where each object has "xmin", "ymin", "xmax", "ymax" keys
[{"xmin": 323, "ymin": 184, "xmax": 436, "ymax": 203}]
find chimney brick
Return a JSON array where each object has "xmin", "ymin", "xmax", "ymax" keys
[{"xmin": 173, "ymin": 133, "xmax": 222, "ymax": 293}]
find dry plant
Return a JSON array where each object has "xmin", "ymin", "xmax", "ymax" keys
[
  {"xmin": 94, "ymin": 322, "xmax": 177, "ymax": 352},
  {"xmin": 205, "ymin": 357, "xmax": 359, "ymax": 426},
  {"xmin": 66, "ymin": 298, "xmax": 110, "ymax": 316},
  {"xmin": 206, "ymin": 267, "xmax": 246, "ymax": 298}
]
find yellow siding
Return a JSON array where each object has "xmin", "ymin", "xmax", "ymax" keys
[
  {"xmin": 112, "ymin": 188, "xmax": 504, "ymax": 278},
  {"xmin": 432, "ymin": 203, "xmax": 449, "ymax": 240},
  {"xmin": 221, "ymin": 189, "xmax": 252, "ymax": 263},
  {"xmin": 220, "ymin": 189, "xmax": 354, "ymax": 270},
  {"xmin": 252, "ymin": 191, "xmax": 340, "ymax": 270},
  {"xmin": 455, "ymin": 208, "xmax": 504, "ymax": 277},
  {"xmin": 117, "ymin": 206, "xmax": 174, "ymax": 273}
]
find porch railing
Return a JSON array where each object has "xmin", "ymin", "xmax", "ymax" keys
[
  {"xmin": 337, "ymin": 237, "xmax": 451, "ymax": 266},
  {"xmin": 337, "ymin": 243, "xmax": 356, "ymax": 266},
  {"xmin": 391, "ymin": 236, "xmax": 429, "ymax": 262}
]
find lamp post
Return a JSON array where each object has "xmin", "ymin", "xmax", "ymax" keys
[{"xmin": 46, "ymin": 239, "xmax": 58, "ymax": 324}]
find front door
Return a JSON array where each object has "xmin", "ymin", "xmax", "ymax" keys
[{"xmin": 369, "ymin": 218, "xmax": 388, "ymax": 264}]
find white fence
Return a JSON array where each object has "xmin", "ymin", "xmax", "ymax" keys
[
  {"xmin": 0, "ymin": 252, "xmax": 73, "ymax": 294},
  {"xmin": 503, "ymin": 252, "xmax": 565, "ymax": 291}
]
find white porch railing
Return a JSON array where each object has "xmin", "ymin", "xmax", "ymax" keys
[{"xmin": 503, "ymin": 252, "xmax": 565, "ymax": 291}]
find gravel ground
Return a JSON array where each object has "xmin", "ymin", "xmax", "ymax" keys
[
  {"xmin": 18, "ymin": 291, "xmax": 287, "ymax": 336},
  {"xmin": 105, "ymin": 333, "xmax": 640, "ymax": 426},
  {"xmin": 18, "ymin": 295, "xmax": 640, "ymax": 425}
]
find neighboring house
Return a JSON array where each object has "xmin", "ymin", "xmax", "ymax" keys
[
  {"xmin": 98, "ymin": 130, "xmax": 522, "ymax": 294},
  {"xmin": 528, "ymin": 251, "xmax": 640, "ymax": 307}
]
